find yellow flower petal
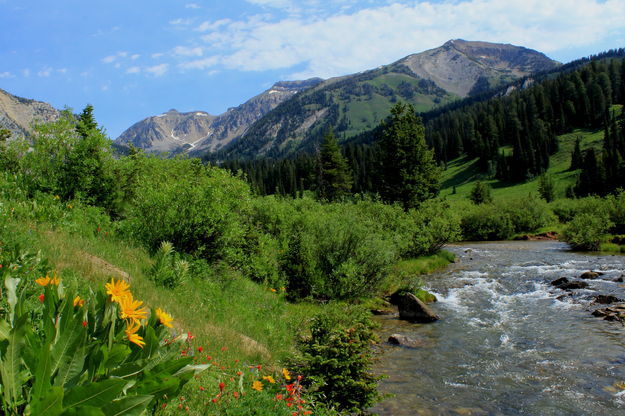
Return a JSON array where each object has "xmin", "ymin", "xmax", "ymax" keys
[
  {"xmin": 252, "ymin": 380, "xmax": 263, "ymax": 391},
  {"xmin": 125, "ymin": 321, "xmax": 145, "ymax": 348},
  {"xmin": 105, "ymin": 278, "xmax": 131, "ymax": 304},
  {"xmin": 155, "ymin": 307, "xmax": 174, "ymax": 328}
]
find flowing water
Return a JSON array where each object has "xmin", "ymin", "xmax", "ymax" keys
[{"xmin": 370, "ymin": 241, "xmax": 625, "ymax": 416}]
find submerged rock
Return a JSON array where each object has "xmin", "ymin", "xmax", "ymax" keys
[
  {"xmin": 371, "ymin": 309, "xmax": 395, "ymax": 316},
  {"xmin": 397, "ymin": 293, "xmax": 439, "ymax": 323},
  {"xmin": 594, "ymin": 295, "xmax": 622, "ymax": 304},
  {"xmin": 615, "ymin": 275, "xmax": 625, "ymax": 283},
  {"xmin": 388, "ymin": 334, "xmax": 425, "ymax": 348},
  {"xmin": 580, "ymin": 271, "xmax": 603, "ymax": 280},
  {"xmin": 551, "ymin": 277, "xmax": 569, "ymax": 287},
  {"xmin": 551, "ymin": 277, "xmax": 589, "ymax": 290},
  {"xmin": 591, "ymin": 304, "xmax": 625, "ymax": 322}
]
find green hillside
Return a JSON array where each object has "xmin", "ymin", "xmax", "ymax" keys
[{"xmin": 440, "ymin": 127, "xmax": 606, "ymax": 201}]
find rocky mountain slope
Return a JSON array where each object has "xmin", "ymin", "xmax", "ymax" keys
[
  {"xmin": 0, "ymin": 88, "xmax": 60, "ymax": 138},
  {"xmin": 115, "ymin": 79, "xmax": 322, "ymax": 154},
  {"xmin": 216, "ymin": 39, "xmax": 560, "ymax": 160}
]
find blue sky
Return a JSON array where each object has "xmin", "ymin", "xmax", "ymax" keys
[{"xmin": 1, "ymin": 0, "xmax": 624, "ymax": 138}]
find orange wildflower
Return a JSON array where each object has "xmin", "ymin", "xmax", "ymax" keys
[
  {"xmin": 35, "ymin": 274, "xmax": 60, "ymax": 287},
  {"xmin": 262, "ymin": 376, "xmax": 275, "ymax": 384},
  {"xmin": 119, "ymin": 293, "xmax": 148, "ymax": 323},
  {"xmin": 105, "ymin": 278, "xmax": 131, "ymax": 303},
  {"xmin": 252, "ymin": 380, "xmax": 263, "ymax": 391},
  {"xmin": 155, "ymin": 307, "xmax": 174, "ymax": 328},
  {"xmin": 73, "ymin": 296, "xmax": 85, "ymax": 307},
  {"xmin": 125, "ymin": 321, "xmax": 145, "ymax": 348}
]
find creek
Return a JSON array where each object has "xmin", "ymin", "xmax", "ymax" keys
[{"xmin": 370, "ymin": 241, "xmax": 625, "ymax": 416}]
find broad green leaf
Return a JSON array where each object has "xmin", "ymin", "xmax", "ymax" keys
[
  {"xmin": 109, "ymin": 361, "xmax": 146, "ymax": 379},
  {"xmin": 60, "ymin": 405, "xmax": 106, "ymax": 416},
  {"xmin": 103, "ymin": 344, "xmax": 130, "ymax": 370},
  {"xmin": 0, "ymin": 320, "xmax": 10, "ymax": 341},
  {"xmin": 101, "ymin": 394, "xmax": 153, "ymax": 416},
  {"xmin": 0, "ymin": 315, "xmax": 28, "ymax": 410},
  {"xmin": 174, "ymin": 363, "xmax": 210, "ymax": 377},
  {"xmin": 31, "ymin": 340, "xmax": 52, "ymax": 403},
  {"xmin": 30, "ymin": 385, "xmax": 63, "ymax": 416},
  {"xmin": 133, "ymin": 374, "xmax": 179, "ymax": 399},
  {"xmin": 150, "ymin": 357, "xmax": 192, "ymax": 376},
  {"xmin": 55, "ymin": 344, "xmax": 86, "ymax": 388},
  {"xmin": 62, "ymin": 378, "xmax": 125, "ymax": 409},
  {"xmin": 140, "ymin": 326, "xmax": 158, "ymax": 359},
  {"xmin": 50, "ymin": 314, "xmax": 83, "ymax": 380},
  {"xmin": 4, "ymin": 276, "xmax": 20, "ymax": 321}
]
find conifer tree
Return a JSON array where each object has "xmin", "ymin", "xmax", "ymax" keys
[
  {"xmin": 469, "ymin": 181, "xmax": 493, "ymax": 205},
  {"xmin": 318, "ymin": 129, "xmax": 352, "ymax": 201},
  {"xmin": 538, "ymin": 173, "xmax": 556, "ymax": 202},
  {"xmin": 378, "ymin": 102, "xmax": 440, "ymax": 209},
  {"xmin": 570, "ymin": 137, "xmax": 583, "ymax": 170}
]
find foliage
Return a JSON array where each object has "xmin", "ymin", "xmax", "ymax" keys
[
  {"xmin": 562, "ymin": 212, "xmax": 613, "ymax": 251},
  {"xmin": 149, "ymin": 241, "xmax": 189, "ymax": 289},
  {"xmin": 295, "ymin": 304, "xmax": 381, "ymax": 414},
  {"xmin": 538, "ymin": 173, "xmax": 556, "ymax": 202},
  {"xmin": 378, "ymin": 102, "xmax": 440, "ymax": 209},
  {"xmin": 403, "ymin": 199, "xmax": 462, "ymax": 257},
  {"xmin": 122, "ymin": 158, "xmax": 251, "ymax": 261},
  {"xmin": 0, "ymin": 272, "xmax": 205, "ymax": 415},
  {"xmin": 318, "ymin": 129, "xmax": 352, "ymax": 201},
  {"xmin": 469, "ymin": 181, "xmax": 493, "ymax": 205},
  {"xmin": 461, "ymin": 203, "xmax": 515, "ymax": 240}
]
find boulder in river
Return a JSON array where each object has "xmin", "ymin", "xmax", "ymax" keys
[
  {"xmin": 594, "ymin": 295, "xmax": 622, "ymax": 304},
  {"xmin": 551, "ymin": 277, "xmax": 589, "ymax": 290},
  {"xmin": 397, "ymin": 293, "xmax": 439, "ymax": 323},
  {"xmin": 591, "ymin": 304, "xmax": 625, "ymax": 321},
  {"xmin": 551, "ymin": 277, "xmax": 569, "ymax": 287},
  {"xmin": 388, "ymin": 334, "xmax": 425, "ymax": 348},
  {"xmin": 580, "ymin": 271, "xmax": 603, "ymax": 280},
  {"xmin": 615, "ymin": 275, "xmax": 625, "ymax": 283}
]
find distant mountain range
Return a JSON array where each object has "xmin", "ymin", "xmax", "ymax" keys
[
  {"xmin": 0, "ymin": 88, "xmax": 59, "ymax": 138},
  {"xmin": 0, "ymin": 40, "xmax": 560, "ymax": 158}
]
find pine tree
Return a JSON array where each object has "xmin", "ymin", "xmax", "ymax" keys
[
  {"xmin": 538, "ymin": 173, "xmax": 556, "ymax": 202},
  {"xmin": 378, "ymin": 102, "xmax": 440, "ymax": 209},
  {"xmin": 469, "ymin": 181, "xmax": 493, "ymax": 205},
  {"xmin": 570, "ymin": 137, "xmax": 583, "ymax": 170},
  {"xmin": 318, "ymin": 129, "xmax": 352, "ymax": 201}
]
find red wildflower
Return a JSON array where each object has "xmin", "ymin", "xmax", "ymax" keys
[
  {"xmin": 187, "ymin": 331, "xmax": 194, "ymax": 340},
  {"xmin": 82, "ymin": 321, "xmax": 87, "ymax": 328},
  {"xmin": 198, "ymin": 346, "xmax": 203, "ymax": 353},
  {"xmin": 256, "ymin": 365, "xmax": 262, "ymax": 371},
  {"xmin": 233, "ymin": 392, "xmax": 239, "ymax": 399},
  {"xmin": 219, "ymin": 382, "xmax": 225, "ymax": 392},
  {"xmin": 38, "ymin": 294, "xmax": 45, "ymax": 303},
  {"xmin": 211, "ymin": 398, "xmax": 218, "ymax": 403}
]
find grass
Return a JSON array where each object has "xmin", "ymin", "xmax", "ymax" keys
[{"xmin": 439, "ymin": 126, "xmax": 607, "ymax": 203}]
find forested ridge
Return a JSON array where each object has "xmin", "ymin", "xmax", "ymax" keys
[{"xmin": 219, "ymin": 49, "xmax": 625, "ymax": 198}]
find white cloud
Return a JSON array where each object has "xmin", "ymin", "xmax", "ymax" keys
[
  {"xmin": 131, "ymin": 54, "xmax": 140, "ymax": 60},
  {"xmin": 101, "ymin": 55, "xmax": 117, "ymax": 64},
  {"xmin": 22, "ymin": 69, "xmax": 30, "ymax": 77},
  {"xmin": 173, "ymin": 46, "xmax": 203, "ymax": 57},
  {"xmin": 0, "ymin": 71, "xmax": 13, "ymax": 78},
  {"xmin": 185, "ymin": 3, "xmax": 200, "ymax": 9},
  {"xmin": 57, "ymin": 68, "xmax": 67, "ymax": 74},
  {"xmin": 127, "ymin": 66, "xmax": 141, "ymax": 74},
  {"xmin": 37, "ymin": 66, "xmax": 52, "ymax": 77},
  {"xmin": 145, "ymin": 63, "xmax": 169, "ymax": 77},
  {"xmin": 170, "ymin": 18, "xmax": 194, "ymax": 26},
  {"xmin": 176, "ymin": 0, "xmax": 625, "ymax": 79},
  {"xmin": 152, "ymin": 52, "xmax": 164, "ymax": 59}
]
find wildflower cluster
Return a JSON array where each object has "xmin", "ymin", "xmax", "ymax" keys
[{"xmin": 105, "ymin": 277, "xmax": 174, "ymax": 348}]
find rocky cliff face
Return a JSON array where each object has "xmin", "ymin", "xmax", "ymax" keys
[
  {"xmin": 0, "ymin": 88, "xmax": 60, "ymax": 138},
  {"xmin": 115, "ymin": 78, "xmax": 322, "ymax": 154},
  {"xmin": 399, "ymin": 39, "xmax": 558, "ymax": 97}
]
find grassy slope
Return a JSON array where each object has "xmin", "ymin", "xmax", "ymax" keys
[{"xmin": 439, "ymin": 127, "xmax": 606, "ymax": 202}]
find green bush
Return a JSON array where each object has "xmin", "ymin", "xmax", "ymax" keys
[
  {"xmin": 501, "ymin": 195, "xmax": 555, "ymax": 234},
  {"xmin": 461, "ymin": 203, "xmax": 515, "ymax": 241},
  {"xmin": 562, "ymin": 212, "xmax": 613, "ymax": 251},
  {"xmin": 123, "ymin": 158, "xmax": 251, "ymax": 261},
  {"xmin": 404, "ymin": 199, "xmax": 461, "ymax": 257},
  {"xmin": 149, "ymin": 241, "xmax": 189, "ymax": 289},
  {"xmin": 295, "ymin": 304, "xmax": 381, "ymax": 414}
]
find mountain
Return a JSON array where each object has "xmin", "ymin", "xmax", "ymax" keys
[
  {"xmin": 0, "ymin": 88, "xmax": 60, "ymax": 138},
  {"xmin": 215, "ymin": 39, "xmax": 560, "ymax": 160},
  {"xmin": 115, "ymin": 78, "xmax": 323, "ymax": 154}
]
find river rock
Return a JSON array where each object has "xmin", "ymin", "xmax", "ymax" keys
[
  {"xmin": 554, "ymin": 280, "xmax": 589, "ymax": 290},
  {"xmin": 592, "ymin": 304, "xmax": 625, "ymax": 321},
  {"xmin": 615, "ymin": 275, "xmax": 625, "ymax": 283},
  {"xmin": 580, "ymin": 271, "xmax": 602, "ymax": 280},
  {"xmin": 371, "ymin": 309, "xmax": 395, "ymax": 316},
  {"xmin": 594, "ymin": 295, "xmax": 622, "ymax": 304},
  {"xmin": 551, "ymin": 277, "xmax": 569, "ymax": 287},
  {"xmin": 397, "ymin": 293, "xmax": 439, "ymax": 323},
  {"xmin": 388, "ymin": 334, "xmax": 425, "ymax": 348}
]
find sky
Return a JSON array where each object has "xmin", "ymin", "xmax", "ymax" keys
[{"xmin": 1, "ymin": 0, "xmax": 624, "ymax": 139}]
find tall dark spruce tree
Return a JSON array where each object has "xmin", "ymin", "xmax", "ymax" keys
[
  {"xmin": 318, "ymin": 129, "xmax": 352, "ymax": 201},
  {"xmin": 378, "ymin": 102, "xmax": 440, "ymax": 209}
]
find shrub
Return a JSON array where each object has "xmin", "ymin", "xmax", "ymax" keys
[
  {"xmin": 461, "ymin": 203, "xmax": 515, "ymax": 241},
  {"xmin": 150, "ymin": 241, "xmax": 189, "ymax": 289},
  {"xmin": 404, "ymin": 199, "xmax": 461, "ymax": 257},
  {"xmin": 469, "ymin": 181, "xmax": 493, "ymax": 205},
  {"xmin": 501, "ymin": 195, "xmax": 555, "ymax": 234},
  {"xmin": 295, "ymin": 304, "xmax": 381, "ymax": 414},
  {"xmin": 562, "ymin": 212, "xmax": 613, "ymax": 251},
  {"xmin": 123, "ymin": 158, "xmax": 251, "ymax": 261}
]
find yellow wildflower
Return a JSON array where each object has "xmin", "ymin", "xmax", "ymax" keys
[
  {"xmin": 270, "ymin": 288, "xmax": 276, "ymax": 293},
  {"xmin": 125, "ymin": 321, "xmax": 145, "ymax": 348},
  {"xmin": 119, "ymin": 294, "xmax": 148, "ymax": 323},
  {"xmin": 35, "ymin": 274, "xmax": 60, "ymax": 287},
  {"xmin": 73, "ymin": 296, "xmax": 85, "ymax": 307},
  {"xmin": 105, "ymin": 278, "xmax": 131, "ymax": 304},
  {"xmin": 252, "ymin": 380, "xmax": 263, "ymax": 391},
  {"xmin": 262, "ymin": 376, "xmax": 275, "ymax": 384},
  {"xmin": 156, "ymin": 307, "xmax": 174, "ymax": 328},
  {"xmin": 282, "ymin": 368, "xmax": 291, "ymax": 380}
]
